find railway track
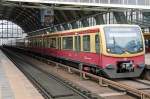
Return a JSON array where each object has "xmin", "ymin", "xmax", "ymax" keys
[
  {"xmin": 114, "ymin": 79, "xmax": 150, "ymax": 93},
  {"xmin": 3, "ymin": 49, "xmax": 99, "ymax": 99},
  {"xmin": 3, "ymin": 48, "xmax": 150, "ymax": 99}
]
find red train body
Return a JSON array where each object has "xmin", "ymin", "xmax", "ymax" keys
[{"xmin": 13, "ymin": 24, "xmax": 145, "ymax": 78}]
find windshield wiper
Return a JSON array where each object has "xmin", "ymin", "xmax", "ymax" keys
[
  {"xmin": 111, "ymin": 37, "xmax": 125, "ymax": 54},
  {"xmin": 125, "ymin": 40, "xmax": 141, "ymax": 53}
]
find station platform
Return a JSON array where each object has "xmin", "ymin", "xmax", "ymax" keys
[{"xmin": 0, "ymin": 50, "xmax": 44, "ymax": 99}]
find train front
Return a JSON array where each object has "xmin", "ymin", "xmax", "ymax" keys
[{"xmin": 101, "ymin": 25, "xmax": 145, "ymax": 78}]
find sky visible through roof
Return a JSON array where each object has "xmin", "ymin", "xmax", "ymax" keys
[{"xmin": 0, "ymin": 20, "xmax": 26, "ymax": 45}]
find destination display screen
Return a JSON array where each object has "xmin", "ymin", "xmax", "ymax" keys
[{"xmin": 104, "ymin": 26, "xmax": 143, "ymax": 54}]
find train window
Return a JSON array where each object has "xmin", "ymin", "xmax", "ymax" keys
[
  {"xmin": 38, "ymin": 39, "xmax": 41, "ymax": 47},
  {"xmin": 50, "ymin": 38, "xmax": 56, "ymax": 48},
  {"xmin": 38, "ymin": 39, "xmax": 40, "ymax": 47},
  {"xmin": 36, "ymin": 39, "xmax": 38, "ymax": 47},
  {"xmin": 42, "ymin": 38, "xmax": 45, "ymax": 48},
  {"xmin": 43, "ymin": 38, "xmax": 48, "ymax": 48},
  {"xmin": 75, "ymin": 36, "xmax": 81, "ymax": 51},
  {"xmin": 83, "ymin": 35, "xmax": 90, "ymax": 52},
  {"xmin": 58, "ymin": 37, "xmax": 61, "ymax": 49},
  {"xmin": 62, "ymin": 37, "xmax": 73, "ymax": 50},
  {"xmin": 95, "ymin": 34, "xmax": 100, "ymax": 53},
  {"xmin": 33, "ymin": 39, "xmax": 35, "ymax": 46},
  {"xmin": 32, "ymin": 39, "xmax": 34, "ymax": 47},
  {"xmin": 40, "ymin": 39, "xmax": 43, "ymax": 47},
  {"xmin": 48, "ymin": 38, "xmax": 50, "ymax": 48},
  {"xmin": 43, "ymin": 38, "xmax": 45, "ymax": 48},
  {"xmin": 45, "ymin": 38, "xmax": 48, "ymax": 48},
  {"xmin": 38, "ymin": 39, "xmax": 39, "ymax": 47},
  {"xmin": 32, "ymin": 39, "xmax": 34, "ymax": 46},
  {"xmin": 35, "ymin": 39, "xmax": 38, "ymax": 47}
]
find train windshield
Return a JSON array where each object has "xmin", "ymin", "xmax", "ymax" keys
[{"xmin": 104, "ymin": 26, "xmax": 143, "ymax": 54}]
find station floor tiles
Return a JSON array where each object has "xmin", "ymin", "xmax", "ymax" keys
[{"xmin": 0, "ymin": 50, "xmax": 44, "ymax": 99}]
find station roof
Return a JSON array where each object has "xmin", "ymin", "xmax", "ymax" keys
[
  {"xmin": 0, "ymin": 5, "xmax": 42, "ymax": 33},
  {"xmin": 0, "ymin": 1, "xmax": 99, "ymax": 33},
  {"xmin": 1, "ymin": 0, "xmax": 150, "ymax": 33},
  {"xmin": 5, "ymin": 0, "xmax": 150, "ymax": 10}
]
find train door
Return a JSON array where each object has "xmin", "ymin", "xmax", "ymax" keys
[
  {"xmin": 74, "ymin": 35, "xmax": 81, "ymax": 61},
  {"xmin": 95, "ymin": 33, "xmax": 101, "ymax": 67},
  {"xmin": 56, "ymin": 37, "xmax": 61, "ymax": 57},
  {"xmin": 42, "ymin": 37, "xmax": 45, "ymax": 56},
  {"xmin": 44, "ymin": 36, "xmax": 48, "ymax": 55},
  {"xmin": 58, "ymin": 37, "xmax": 61, "ymax": 50}
]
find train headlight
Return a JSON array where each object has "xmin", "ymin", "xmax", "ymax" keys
[
  {"xmin": 140, "ymin": 48, "xmax": 143, "ymax": 51},
  {"xmin": 138, "ymin": 63, "xmax": 145, "ymax": 68},
  {"xmin": 107, "ymin": 49, "xmax": 111, "ymax": 52}
]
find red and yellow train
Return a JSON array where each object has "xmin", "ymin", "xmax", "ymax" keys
[{"xmin": 10, "ymin": 24, "xmax": 145, "ymax": 78}]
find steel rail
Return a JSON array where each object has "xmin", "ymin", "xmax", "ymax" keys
[
  {"xmin": 26, "ymin": 52, "xmax": 150, "ymax": 99},
  {"xmin": 3, "ymin": 48, "xmax": 98, "ymax": 99},
  {"xmin": 3, "ymin": 50, "xmax": 51, "ymax": 99}
]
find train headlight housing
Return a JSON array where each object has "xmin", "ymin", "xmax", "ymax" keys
[
  {"xmin": 138, "ymin": 63, "xmax": 145, "ymax": 68},
  {"xmin": 140, "ymin": 47, "xmax": 143, "ymax": 51},
  {"xmin": 107, "ymin": 48, "xmax": 111, "ymax": 52}
]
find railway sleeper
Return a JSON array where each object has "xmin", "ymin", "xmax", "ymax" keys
[{"xmin": 3, "ymin": 47, "xmax": 150, "ymax": 99}]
